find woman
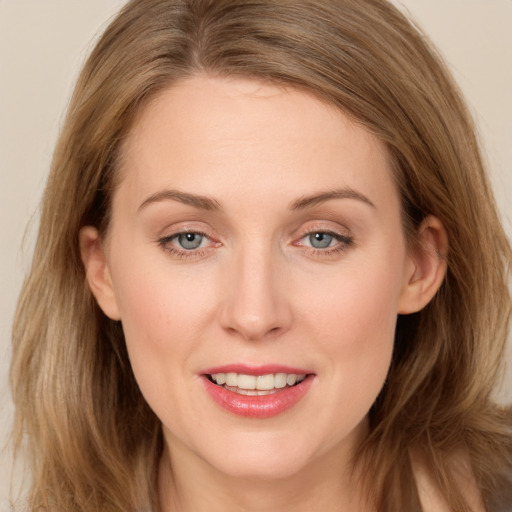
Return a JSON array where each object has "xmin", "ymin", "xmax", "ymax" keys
[{"xmin": 9, "ymin": 0, "xmax": 512, "ymax": 510}]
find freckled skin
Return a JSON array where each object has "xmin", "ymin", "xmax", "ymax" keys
[{"xmin": 99, "ymin": 75, "xmax": 417, "ymax": 510}]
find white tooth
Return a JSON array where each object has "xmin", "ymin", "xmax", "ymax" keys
[
  {"xmin": 256, "ymin": 374, "xmax": 275, "ymax": 390},
  {"xmin": 214, "ymin": 373, "xmax": 226, "ymax": 385},
  {"xmin": 274, "ymin": 373, "xmax": 287, "ymax": 389},
  {"xmin": 286, "ymin": 374, "xmax": 297, "ymax": 386},
  {"xmin": 226, "ymin": 372, "xmax": 238, "ymax": 386},
  {"xmin": 237, "ymin": 374, "xmax": 256, "ymax": 390},
  {"xmin": 296, "ymin": 374, "xmax": 306, "ymax": 383}
]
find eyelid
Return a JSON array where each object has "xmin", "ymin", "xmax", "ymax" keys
[
  {"xmin": 157, "ymin": 221, "xmax": 219, "ymax": 241},
  {"xmin": 293, "ymin": 220, "xmax": 352, "ymax": 240}
]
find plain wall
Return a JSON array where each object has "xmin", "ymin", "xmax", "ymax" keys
[{"xmin": 1, "ymin": 0, "xmax": 511, "ymax": 502}]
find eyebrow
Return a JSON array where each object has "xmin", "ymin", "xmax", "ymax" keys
[
  {"xmin": 138, "ymin": 186, "xmax": 375, "ymax": 213},
  {"xmin": 138, "ymin": 189, "xmax": 222, "ymax": 212},
  {"xmin": 289, "ymin": 188, "xmax": 376, "ymax": 210}
]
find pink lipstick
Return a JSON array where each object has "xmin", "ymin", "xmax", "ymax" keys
[{"xmin": 201, "ymin": 364, "xmax": 315, "ymax": 418}]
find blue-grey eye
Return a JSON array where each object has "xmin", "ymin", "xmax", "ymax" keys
[
  {"xmin": 177, "ymin": 232, "xmax": 204, "ymax": 250},
  {"xmin": 309, "ymin": 232, "xmax": 333, "ymax": 249}
]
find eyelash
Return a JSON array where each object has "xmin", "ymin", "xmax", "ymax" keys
[{"xmin": 157, "ymin": 229, "xmax": 354, "ymax": 260}]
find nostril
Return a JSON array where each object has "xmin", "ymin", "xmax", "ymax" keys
[{"xmin": 222, "ymin": 321, "xmax": 284, "ymax": 342}]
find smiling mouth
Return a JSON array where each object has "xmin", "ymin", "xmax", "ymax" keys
[{"xmin": 207, "ymin": 372, "xmax": 307, "ymax": 396}]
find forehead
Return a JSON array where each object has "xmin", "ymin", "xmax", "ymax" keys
[{"xmin": 116, "ymin": 74, "xmax": 399, "ymax": 213}]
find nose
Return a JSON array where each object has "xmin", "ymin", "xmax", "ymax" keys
[{"xmin": 219, "ymin": 244, "xmax": 293, "ymax": 341}]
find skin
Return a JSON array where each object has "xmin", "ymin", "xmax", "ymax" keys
[{"xmin": 80, "ymin": 75, "xmax": 450, "ymax": 511}]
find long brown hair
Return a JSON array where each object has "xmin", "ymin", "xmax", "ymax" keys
[{"xmin": 10, "ymin": 1, "xmax": 512, "ymax": 510}]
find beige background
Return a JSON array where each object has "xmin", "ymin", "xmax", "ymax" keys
[{"xmin": 1, "ymin": 0, "xmax": 511, "ymax": 501}]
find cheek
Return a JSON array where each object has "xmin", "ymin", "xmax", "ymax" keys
[
  {"xmin": 108, "ymin": 265, "xmax": 215, "ymax": 424},
  {"xmin": 302, "ymin": 251, "xmax": 405, "ymax": 404},
  {"xmin": 107, "ymin": 253, "xmax": 211, "ymax": 378},
  {"xmin": 114, "ymin": 273, "xmax": 177, "ymax": 347},
  {"xmin": 305, "ymin": 254, "xmax": 403, "ymax": 343},
  {"xmin": 319, "ymin": 283, "xmax": 397, "ymax": 380},
  {"xmin": 109, "ymin": 238, "xmax": 214, "ymax": 342}
]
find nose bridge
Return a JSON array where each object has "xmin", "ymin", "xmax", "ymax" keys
[{"xmin": 220, "ymin": 237, "xmax": 291, "ymax": 340}]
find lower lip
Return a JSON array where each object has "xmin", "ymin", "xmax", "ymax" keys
[{"xmin": 202, "ymin": 375, "xmax": 314, "ymax": 418}]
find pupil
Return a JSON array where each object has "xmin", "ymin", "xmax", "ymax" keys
[{"xmin": 310, "ymin": 232, "xmax": 332, "ymax": 249}]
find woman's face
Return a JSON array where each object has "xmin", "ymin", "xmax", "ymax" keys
[{"xmin": 91, "ymin": 75, "xmax": 419, "ymax": 480}]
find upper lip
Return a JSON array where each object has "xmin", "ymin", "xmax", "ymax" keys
[{"xmin": 201, "ymin": 364, "xmax": 313, "ymax": 376}]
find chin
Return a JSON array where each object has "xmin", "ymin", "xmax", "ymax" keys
[{"xmin": 197, "ymin": 430, "xmax": 329, "ymax": 481}]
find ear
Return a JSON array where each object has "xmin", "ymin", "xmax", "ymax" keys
[
  {"xmin": 398, "ymin": 216, "xmax": 448, "ymax": 314},
  {"xmin": 79, "ymin": 226, "xmax": 121, "ymax": 321}
]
